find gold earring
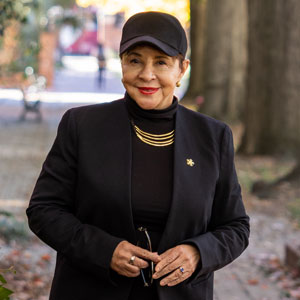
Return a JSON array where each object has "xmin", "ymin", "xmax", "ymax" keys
[{"xmin": 176, "ymin": 81, "xmax": 181, "ymax": 87}]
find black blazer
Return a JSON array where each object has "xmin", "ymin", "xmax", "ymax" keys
[{"xmin": 27, "ymin": 98, "xmax": 249, "ymax": 300}]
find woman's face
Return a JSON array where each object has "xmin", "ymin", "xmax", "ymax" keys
[{"xmin": 121, "ymin": 45, "xmax": 189, "ymax": 110}]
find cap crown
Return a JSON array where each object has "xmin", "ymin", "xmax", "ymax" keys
[{"xmin": 120, "ymin": 11, "xmax": 187, "ymax": 57}]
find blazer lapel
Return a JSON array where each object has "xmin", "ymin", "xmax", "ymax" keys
[
  {"xmin": 158, "ymin": 106, "xmax": 203, "ymax": 252},
  {"xmin": 96, "ymin": 101, "xmax": 137, "ymax": 243},
  {"xmin": 116, "ymin": 104, "xmax": 137, "ymax": 243}
]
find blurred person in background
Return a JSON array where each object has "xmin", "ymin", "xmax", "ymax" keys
[
  {"xmin": 97, "ymin": 43, "xmax": 106, "ymax": 87},
  {"xmin": 27, "ymin": 11, "xmax": 249, "ymax": 300}
]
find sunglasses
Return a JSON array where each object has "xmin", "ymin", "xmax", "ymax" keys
[{"xmin": 137, "ymin": 227, "xmax": 155, "ymax": 287}]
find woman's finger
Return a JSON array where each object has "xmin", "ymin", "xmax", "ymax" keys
[
  {"xmin": 133, "ymin": 245, "xmax": 161, "ymax": 264},
  {"xmin": 123, "ymin": 263, "xmax": 141, "ymax": 277},
  {"xmin": 153, "ymin": 244, "xmax": 200, "ymax": 285},
  {"xmin": 160, "ymin": 267, "xmax": 191, "ymax": 286},
  {"xmin": 111, "ymin": 241, "xmax": 161, "ymax": 278},
  {"xmin": 129, "ymin": 255, "xmax": 149, "ymax": 269},
  {"xmin": 154, "ymin": 247, "xmax": 180, "ymax": 274},
  {"xmin": 152, "ymin": 257, "xmax": 182, "ymax": 279},
  {"xmin": 111, "ymin": 241, "xmax": 139, "ymax": 275}
]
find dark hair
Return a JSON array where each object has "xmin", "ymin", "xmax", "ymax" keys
[{"xmin": 176, "ymin": 54, "xmax": 185, "ymax": 70}]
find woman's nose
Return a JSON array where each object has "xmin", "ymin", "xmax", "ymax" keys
[{"xmin": 138, "ymin": 64, "xmax": 155, "ymax": 81}]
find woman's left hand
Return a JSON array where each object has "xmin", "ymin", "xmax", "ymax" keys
[{"xmin": 152, "ymin": 244, "xmax": 201, "ymax": 286}]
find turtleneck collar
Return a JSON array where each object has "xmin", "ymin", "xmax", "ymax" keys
[{"xmin": 124, "ymin": 92, "xmax": 178, "ymax": 121}]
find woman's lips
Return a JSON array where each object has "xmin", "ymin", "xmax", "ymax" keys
[{"xmin": 138, "ymin": 87, "xmax": 159, "ymax": 95}]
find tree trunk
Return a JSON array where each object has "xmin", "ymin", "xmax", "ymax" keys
[
  {"xmin": 239, "ymin": 0, "xmax": 300, "ymax": 156},
  {"xmin": 199, "ymin": 0, "xmax": 247, "ymax": 122},
  {"xmin": 240, "ymin": 0, "xmax": 300, "ymax": 192},
  {"xmin": 180, "ymin": 0, "xmax": 206, "ymax": 109}
]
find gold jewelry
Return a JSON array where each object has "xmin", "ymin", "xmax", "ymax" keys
[
  {"xmin": 176, "ymin": 81, "xmax": 181, "ymax": 87},
  {"xmin": 186, "ymin": 158, "xmax": 195, "ymax": 167},
  {"xmin": 131, "ymin": 121, "xmax": 174, "ymax": 147}
]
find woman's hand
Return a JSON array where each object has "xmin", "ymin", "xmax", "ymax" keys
[
  {"xmin": 153, "ymin": 244, "xmax": 200, "ymax": 286},
  {"xmin": 110, "ymin": 240, "xmax": 161, "ymax": 277}
]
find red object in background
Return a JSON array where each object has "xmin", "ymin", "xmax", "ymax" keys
[
  {"xmin": 196, "ymin": 95, "xmax": 204, "ymax": 106},
  {"xmin": 66, "ymin": 31, "xmax": 98, "ymax": 55}
]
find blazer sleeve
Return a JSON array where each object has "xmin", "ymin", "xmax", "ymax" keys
[
  {"xmin": 26, "ymin": 109, "xmax": 124, "ymax": 283},
  {"xmin": 182, "ymin": 125, "xmax": 250, "ymax": 277}
]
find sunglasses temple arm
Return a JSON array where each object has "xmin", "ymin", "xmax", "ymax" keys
[
  {"xmin": 144, "ymin": 230, "xmax": 152, "ymax": 252},
  {"xmin": 140, "ymin": 269, "xmax": 149, "ymax": 287}
]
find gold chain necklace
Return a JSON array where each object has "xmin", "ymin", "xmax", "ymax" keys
[{"xmin": 131, "ymin": 120, "xmax": 174, "ymax": 147}]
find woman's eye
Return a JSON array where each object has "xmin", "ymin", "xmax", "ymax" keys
[
  {"xmin": 130, "ymin": 59, "xmax": 139, "ymax": 64},
  {"xmin": 157, "ymin": 60, "xmax": 167, "ymax": 65}
]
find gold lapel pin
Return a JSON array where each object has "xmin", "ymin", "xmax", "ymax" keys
[{"xmin": 186, "ymin": 158, "xmax": 195, "ymax": 167}]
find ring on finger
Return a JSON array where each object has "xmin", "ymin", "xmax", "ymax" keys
[
  {"xmin": 129, "ymin": 255, "xmax": 136, "ymax": 265},
  {"xmin": 179, "ymin": 267, "xmax": 184, "ymax": 274}
]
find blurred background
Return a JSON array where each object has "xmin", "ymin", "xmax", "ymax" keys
[{"xmin": 0, "ymin": 0, "xmax": 299, "ymax": 299}]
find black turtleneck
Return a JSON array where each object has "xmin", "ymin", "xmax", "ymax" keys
[
  {"xmin": 125, "ymin": 93, "xmax": 177, "ymax": 241},
  {"xmin": 125, "ymin": 93, "xmax": 178, "ymax": 297}
]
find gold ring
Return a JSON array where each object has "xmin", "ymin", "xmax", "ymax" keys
[{"xmin": 129, "ymin": 255, "xmax": 136, "ymax": 265}]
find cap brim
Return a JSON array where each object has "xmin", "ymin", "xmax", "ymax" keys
[{"xmin": 120, "ymin": 36, "xmax": 179, "ymax": 56}]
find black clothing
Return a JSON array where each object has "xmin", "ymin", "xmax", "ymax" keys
[
  {"xmin": 26, "ymin": 95, "xmax": 249, "ymax": 300},
  {"xmin": 125, "ymin": 94, "xmax": 177, "ymax": 236},
  {"xmin": 125, "ymin": 94, "xmax": 177, "ymax": 299}
]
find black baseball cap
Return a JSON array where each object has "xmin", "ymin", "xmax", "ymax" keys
[{"xmin": 119, "ymin": 11, "xmax": 188, "ymax": 57}]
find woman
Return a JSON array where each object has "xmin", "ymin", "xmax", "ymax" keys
[{"xmin": 27, "ymin": 11, "xmax": 249, "ymax": 300}]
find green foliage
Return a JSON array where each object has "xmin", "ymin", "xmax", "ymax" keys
[
  {"xmin": 0, "ymin": 0, "xmax": 78, "ymax": 76},
  {"xmin": 51, "ymin": 0, "xmax": 75, "ymax": 8},
  {"xmin": 0, "ymin": 212, "xmax": 25, "ymax": 300},
  {"xmin": 0, "ymin": 267, "xmax": 15, "ymax": 300},
  {"xmin": 9, "ymin": 33, "xmax": 40, "ymax": 74},
  {"xmin": 0, "ymin": 211, "xmax": 29, "ymax": 241},
  {"xmin": 0, "ymin": 32, "xmax": 40, "ymax": 76},
  {"xmin": 0, "ymin": 0, "xmax": 42, "ymax": 76},
  {"xmin": 0, "ymin": 285, "xmax": 13, "ymax": 300},
  {"xmin": 0, "ymin": 0, "xmax": 36, "ymax": 35}
]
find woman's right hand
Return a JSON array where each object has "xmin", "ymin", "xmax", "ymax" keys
[{"xmin": 110, "ymin": 240, "xmax": 161, "ymax": 277}]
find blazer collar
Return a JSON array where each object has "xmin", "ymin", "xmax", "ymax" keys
[
  {"xmin": 104, "ymin": 100, "xmax": 137, "ymax": 243},
  {"xmin": 157, "ymin": 105, "xmax": 200, "ymax": 252}
]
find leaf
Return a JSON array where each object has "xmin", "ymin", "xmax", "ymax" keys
[
  {"xmin": 7, "ymin": 267, "xmax": 15, "ymax": 275},
  {"xmin": 41, "ymin": 254, "xmax": 51, "ymax": 262},
  {"xmin": 247, "ymin": 278, "xmax": 259, "ymax": 285},
  {"xmin": 0, "ymin": 274, "xmax": 7, "ymax": 285},
  {"xmin": 0, "ymin": 285, "xmax": 13, "ymax": 299}
]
